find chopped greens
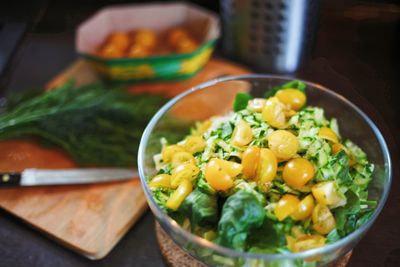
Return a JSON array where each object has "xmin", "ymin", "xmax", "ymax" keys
[{"xmin": 147, "ymin": 81, "xmax": 376, "ymax": 257}]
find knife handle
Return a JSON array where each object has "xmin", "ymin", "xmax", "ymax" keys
[{"xmin": 0, "ymin": 172, "xmax": 21, "ymax": 187}]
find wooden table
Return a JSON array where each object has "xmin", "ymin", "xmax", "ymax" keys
[{"xmin": 0, "ymin": 1, "xmax": 399, "ymax": 267}]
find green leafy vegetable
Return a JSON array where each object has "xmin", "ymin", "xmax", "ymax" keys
[
  {"xmin": 152, "ymin": 188, "xmax": 174, "ymax": 212},
  {"xmin": 265, "ymin": 80, "xmax": 306, "ymax": 98},
  {"xmin": 233, "ymin": 92, "xmax": 252, "ymax": 112},
  {"xmin": 247, "ymin": 219, "xmax": 285, "ymax": 253},
  {"xmin": 326, "ymin": 229, "xmax": 341, "ymax": 243},
  {"xmin": 196, "ymin": 174, "xmax": 217, "ymax": 195},
  {"xmin": 149, "ymin": 80, "xmax": 377, "ymax": 258},
  {"xmin": 217, "ymin": 191, "xmax": 265, "ymax": 251},
  {"xmin": 0, "ymin": 81, "xmax": 166, "ymax": 166},
  {"xmin": 333, "ymin": 189, "xmax": 374, "ymax": 237},
  {"xmin": 180, "ymin": 189, "xmax": 218, "ymax": 230}
]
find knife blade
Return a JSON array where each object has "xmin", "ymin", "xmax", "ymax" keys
[{"xmin": 0, "ymin": 168, "xmax": 138, "ymax": 187}]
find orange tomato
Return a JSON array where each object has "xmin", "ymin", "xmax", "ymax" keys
[
  {"xmin": 175, "ymin": 38, "xmax": 198, "ymax": 53},
  {"xmin": 99, "ymin": 44, "xmax": 124, "ymax": 58},
  {"xmin": 108, "ymin": 32, "xmax": 130, "ymax": 50},
  {"xmin": 168, "ymin": 28, "xmax": 189, "ymax": 46},
  {"xmin": 133, "ymin": 29, "xmax": 157, "ymax": 49},
  {"xmin": 127, "ymin": 44, "xmax": 150, "ymax": 57}
]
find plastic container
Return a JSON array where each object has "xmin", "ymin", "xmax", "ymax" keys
[
  {"xmin": 138, "ymin": 75, "xmax": 392, "ymax": 267},
  {"xmin": 76, "ymin": 3, "xmax": 220, "ymax": 83}
]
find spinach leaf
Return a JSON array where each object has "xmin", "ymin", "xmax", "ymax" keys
[
  {"xmin": 265, "ymin": 80, "xmax": 306, "ymax": 98},
  {"xmin": 217, "ymin": 191, "xmax": 265, "ymax": 251},
  {"xmin": 355, "ymin": 209, "xmax": 375, "ymax": 228},
  {"xmin": 326, "ymin": 229, "xmax": 341, "ymax": 243},
  {"xmin": 246, "ymin": 219, "xmax": 285, "ymax": 253},
  {"xmin": 233, "ymin": 92, "xmax": 252, "ymax": 112},
  {"xmin": 196, "ymin": 175, "xmax": 217, "ymax": 195},
  {"xmin": 334, "ymin": 190, "xmax": 361, "ymax": 236},
  {"xmin": 180, "ymin": 189, "xmax": 218, "ymax": 229}
]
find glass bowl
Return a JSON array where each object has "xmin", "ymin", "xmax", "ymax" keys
[{"xmin": 138, "ymin": 75, "xmax": 392, "ymax": 266}]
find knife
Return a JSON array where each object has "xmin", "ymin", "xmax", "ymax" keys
[{"xmin": 0, "ymin": 168, "xmax": 138, "ymax": 187}]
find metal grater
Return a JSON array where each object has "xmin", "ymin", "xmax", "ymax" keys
[{"xmin": 221, "ymin": 0, "xmax": 320, "ymax": 73}]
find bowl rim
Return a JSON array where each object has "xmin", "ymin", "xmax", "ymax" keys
[{"xmin": 138, "ymin": 74, "xmax": 392, "ymax": 260}]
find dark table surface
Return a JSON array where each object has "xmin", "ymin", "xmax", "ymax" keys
[{"xmin": 0, "ymin": 1, "xmax": 399, "ymax": 267}]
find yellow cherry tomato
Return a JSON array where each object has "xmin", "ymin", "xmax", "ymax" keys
[
  {"xmin": 171, "ymin": 151, "xmax": 196, "ymax": 168},
  {"xmin": 275, "ymin": 194, "xmax": 300, "ymax": 221},
  {"xmin": 275, "ymin": 89, "xmax": 306, "ymax": 111},
  {"xmin": 133, "ymin": 29, "xmax": 157, "ymax": 49},
  {"xmin": 319, "ymin": 127, "xmax": 339, "ymax": 143},
  {"xmin": 183, "ymin": 136, "xmax": 206, "ymax": 154},
  {"xmin": 195, "ymin": 120, "xmax": 212, "ymax": 135},
  {"xmin": 291, "ymin": 226, "xmax": 306, "ymax": 239},
  {"xmin": 231, "ymin": 120, "xmax": 253, "ymax": 147},
  {"xmin": 311, "ymin": 181, "xmax": 346, "ymax": 208},
  {"xmin": 108, "ymin": 32, "xmax": 130, "ymax": 50},
  {"xmin": 171, "ymin": 163, "xmax": 200, "ymax": 188},
  {"xmin": 291, "ymin": 195, "xmax": 315, "ymax": 220},
  {"xmin": 312, "ymin": 204, "xmax": 336, "ymax": 234},
  {"xmin": 162, "ymin": 145, "xmax": 185, "ymax": 163},
  {"xmin": 284, "ymin": 109, "xmax": 297, "ymax": 118},
  {"xmin": 166, "ymin": 179, "xmax": 192, "ymax": 210},
  {"xmin": 267, "ymin": 130, "xmax": 299, "ymax": 160},
  {"xmin": 214, "ymin": 158, "xmax": 242, "ymax": 177},
  {"xmin": 204, "ymin": 159, "xmax": 234, "ymax": 191},
  {"xmin": 248, "ymin": 98, "xmax": 267, "ymax": 112},
  {"xmin": 262, "ymin": 97, "xmax": 287, "ymax": 129},
  {"xmin": 256, "ymin": 148, "xmax": 278, "ymax": 189},
  {"xmin": 283, "ymin": 158, "xmax": 315, "ymax": 188},
  {"xmin": 149, "ymin": 174, "xmax": 172, "ymax": 189},
  {"xmin": 242, "ymin": 146, "xmax": 261, "ymax": 179},
  {"xmin": 287, "ymin": 234, "xmax": 325, "ymax": 252}
]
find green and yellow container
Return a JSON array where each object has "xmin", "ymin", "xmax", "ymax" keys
[{"xmin": 76, "ymin": 3, "xmax": 220, "ymax": 83}]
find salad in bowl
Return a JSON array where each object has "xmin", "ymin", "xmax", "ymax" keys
[{"xmin": 138, "ymin": 76, "xmax": 391, "ymax": 266}]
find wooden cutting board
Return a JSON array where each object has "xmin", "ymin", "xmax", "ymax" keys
[{"xmin": 0, "ymin": 58, "xmax": 250, "ymax": 259}]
